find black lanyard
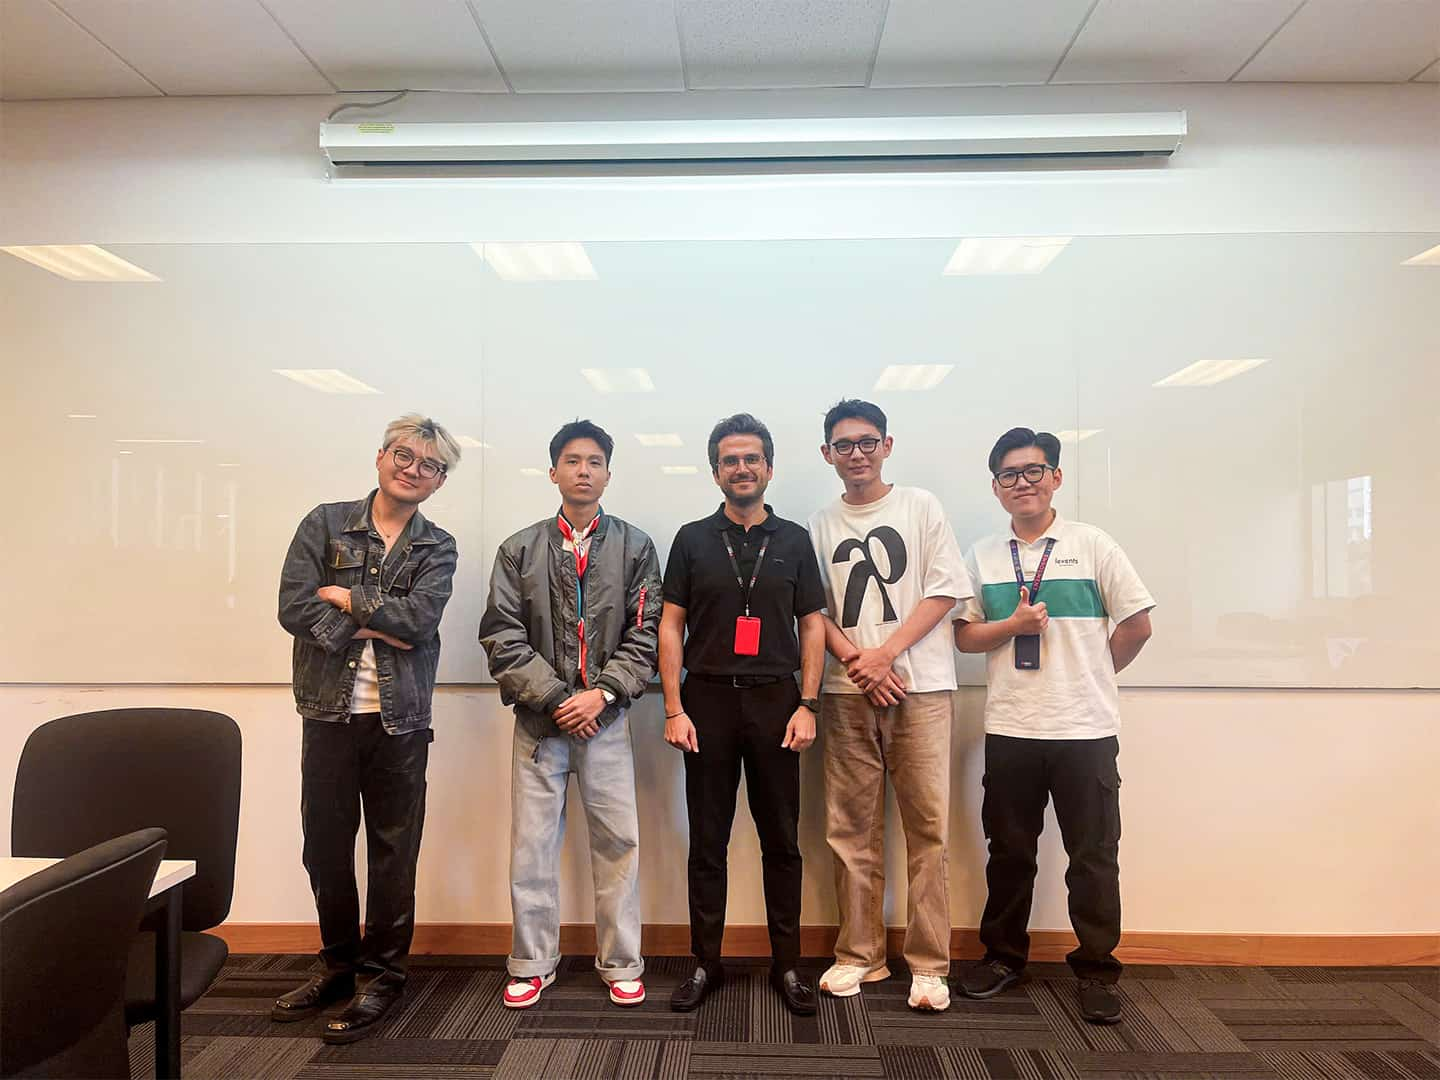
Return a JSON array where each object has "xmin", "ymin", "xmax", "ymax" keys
[
  {"xmin": 1009, "ymin": 537, "xmax": 1057, "ymax": 600},
  {"xmin": 722, "ymin": 531, "xmax": 770, "ymax": 617}
]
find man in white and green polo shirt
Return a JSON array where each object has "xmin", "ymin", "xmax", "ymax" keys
[{"xmin": 952, "ymin": 427, "xmax": 1154, "ymax": 1025}]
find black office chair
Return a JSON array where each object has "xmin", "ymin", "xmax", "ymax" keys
[
  {"xmin": 11, "ymin": 709, "xmax": 243, "ymax": 1024},
  {"xmin": 1, "ymin": 828, "xmax": 168, "ymax": 1079}
]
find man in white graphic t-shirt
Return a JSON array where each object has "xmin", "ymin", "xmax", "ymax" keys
[
  {"xmin": 953, "ymin": 427, "xmax": 1154, "ymax": 1025},
  {"xmin": 808, "ymin": 399, "xmax": 974, "ymax": 1013}
]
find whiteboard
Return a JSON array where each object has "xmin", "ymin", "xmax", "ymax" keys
[{"xmin": 2, "ymin": 233, "xmax": 1436, "ymax": 687}]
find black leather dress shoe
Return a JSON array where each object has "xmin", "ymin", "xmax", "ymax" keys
[
  {"xmin": 322, "ymin": 986, "xmax": 402, "ymax": 1044},
  {"xmin": 669, "ymin": 965, "xmax": 723, "ymax": 1012},
  {"xmin": 770, "ymin": 968, "xmax": 817, "ymax": 1016},
  {"xmin": 270, "ymin": 972, "xmax": 356, "ymax": 1023}
]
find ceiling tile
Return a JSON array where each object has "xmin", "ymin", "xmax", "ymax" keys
[
  {"xmin": 1238, "ymin": 0, "xmax": 1440, "ymax": 82},
  {"xmin": 263, "ymin": 0, "xmax": 507, "ymax": 92},
  {"xmin": 678, "ymin": 0, "xmax": 889, "ymax": 89},
  {"xmin": 54, "ymin": 0, "xmax": 333, "ymax": 95},
  {"xmin": 872, "ymin": 0, "xmax": 1095, "ymax": 87},
  {"xmin": 472, "ymin": 0, "xmax": 683, "ymax": 92},
  {"xmin": 1, "ymin": 0, "xmax": 161, "ymax": 99},
  {"xmin": 1054, "ymin": 0, "xmax": 1299, "ymax": 83}
]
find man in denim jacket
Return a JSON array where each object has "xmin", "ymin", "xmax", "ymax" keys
[
  {"xmin": 480, "ymin": 420, "xmax": 662, "ymax": 1011},
  {"xmin": 271, "ymin": 414, "xmax": 461, "ymax": 1043}
]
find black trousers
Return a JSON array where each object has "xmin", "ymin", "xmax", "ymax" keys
[
  {"xmin": 681, "ymin": 677, "xmax": 803, "ymax": 972},
  {"xmin": 978, "ymin": 733, "xmax": 1123, "ymax": 983},
  {"xmin": 301, "ymin": 714, "xmax": 432, "ymax": 990}
]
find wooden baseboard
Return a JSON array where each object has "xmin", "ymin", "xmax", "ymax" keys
[{"xmin": 214, "ymin": 923, "xmax": 1440, "ymax": 967}]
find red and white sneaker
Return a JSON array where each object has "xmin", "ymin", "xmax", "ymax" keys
[
  {"xmin": 503, "ymin": 972, "xmax": 555, "ymax": 1009},
  {"xmin": 608, "ymin": 979, "xmax": 645, "ymax": 1007}
]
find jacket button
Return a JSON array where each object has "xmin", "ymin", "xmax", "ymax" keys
[
  {"xmin": 369, "ymin": 566, "xmax": 379, "ymax": 575},
  {"xmin": 348, "ymin": 661, "xmax": 357, "ymax": 669}
]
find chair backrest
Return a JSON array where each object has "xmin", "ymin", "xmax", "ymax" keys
[
  {"xmin": 0, "ymin": 827, "xmax": 167, "ymax": 1079},
  {"xmin": 11, "ymin": 709, "xmax": 242, "ymax": 931}
]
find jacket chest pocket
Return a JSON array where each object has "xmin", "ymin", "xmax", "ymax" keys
[
  {"xmin": 329, "ymin": 540, "xmax": 367, "ymax": 583},
  {"xmin": 384, "ymin": 559, "xmax": 415, "ymax": 594}
]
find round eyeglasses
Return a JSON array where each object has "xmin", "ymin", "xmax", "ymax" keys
[{"xmin": 390, "ymin": 445, "xmax": 446, "ymax": 480}]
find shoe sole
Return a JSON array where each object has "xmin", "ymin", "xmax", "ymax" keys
[
  {"xmin": 270, "ymin": 1005, "xmax": 321, "ymax": 1023},
  {"xmin": 908, "ymin": 994, "xmax": 951, "ymax": 1012},
  {"xmin": 1082, "ymin": 1010, "xmax": 1124, "ymax": 1025},
  {"xmin": 322, "ymin": 1025, "xmax": 376, "ymax": 1045},
  {"xmin": 609, "ymin": 990, "xmax": 646, "ymax": 1007},
  {"xmin": 959, "ymin": 973, "xmax": 1024, "ymax": 1000}
]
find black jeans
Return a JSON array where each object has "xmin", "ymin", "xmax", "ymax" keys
[
  {"xmin": 301, "ymin": 714, "xmax": 432, "ymax": 990},
  {"xmin": 978, "ymin": 734, "xmax": 1123, "ymax": 983},
  {"xmin": 681, "ymin": 677, "xmax": 803, "ymax": 973}
]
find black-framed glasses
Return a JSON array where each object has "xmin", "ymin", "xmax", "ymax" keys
[
  {"xmin": 390, "ymin": 445, "xmax": 446, "ymax": 479},
  {"xmin": 830, "ymin": 436, "xmax": 882, "ymax": 457},
  {"xmin": 994, "ymin": 463, "xmax": 1054, "ymax": 488}
]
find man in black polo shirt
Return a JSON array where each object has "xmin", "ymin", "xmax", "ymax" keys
[{"xmin": 659, "ymin": 412, "xmax": 826, "ymax": 1017}]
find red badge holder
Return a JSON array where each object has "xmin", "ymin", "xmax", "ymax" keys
[{"xmin": 734, "ymin": 615, "xmax": 762, "ymax": 656}]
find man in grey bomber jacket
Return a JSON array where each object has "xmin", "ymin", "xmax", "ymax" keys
[{"xmin": 479, "ymin": 420, "xmax": 663, "ymax": 1010}]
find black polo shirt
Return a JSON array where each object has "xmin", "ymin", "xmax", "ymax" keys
[{"xmin": 663, "ymin": 503, "xmax": 826, "ymax": 677}]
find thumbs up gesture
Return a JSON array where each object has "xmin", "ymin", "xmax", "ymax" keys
[{"xmin": 1010, "ymin": 586, "xmax": 1049, "ymax": 635}]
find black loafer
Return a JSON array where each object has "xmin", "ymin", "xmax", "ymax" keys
[
  {"xmin": 956, "ymin": 960, "xmax": 1023, "ymax": 999},
  {"xmin": 322, "ymin": 986, "xmax": 402, "ymax": 1044},
  {"xmin": 271, "ymin": 972, "xmax": 356, "ymax": 1023},
  {"xmin": 770, "ymin": 968, "xmax": 817, "ymax": 1016},
  {"xmin": 1077, "ymin": 978, "xmax": 1123, "ymax": 1024},
  {"xmin": 669, "ymin": 965, "xmax": 722, "ymax": 1012}
]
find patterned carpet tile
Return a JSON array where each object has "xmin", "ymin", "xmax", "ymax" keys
[{"xmin": 124, "ymin": 956, "xmax": 1439, "ymax": 1080}]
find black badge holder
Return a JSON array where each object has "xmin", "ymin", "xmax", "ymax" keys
[{"xmin": 1010, "ymin": 537, "xmax": 1056, "ymax": 671}]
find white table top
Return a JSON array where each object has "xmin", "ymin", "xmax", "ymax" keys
[{"xmin": 0, "ymin": 856, "xmax": 196, "ymax": 899}]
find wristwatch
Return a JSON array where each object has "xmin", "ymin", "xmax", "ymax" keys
[
  {"xmin": 599, "ymin": 688, "xmax": 616, "ymax": 705},
  {"xmin": 799, "ymin": 697, "xmax": 821, "ymax": 714}
]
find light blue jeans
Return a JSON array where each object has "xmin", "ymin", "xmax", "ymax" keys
[{"xmin": 508, "ymin": 715, "xmax": 644, "ymax": 981}]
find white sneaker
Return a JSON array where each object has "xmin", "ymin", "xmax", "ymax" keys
[
  {"xmin": 607, "ymin": 979, "xmax": 645, "ymax": 1007},
  {"xmin": 503, "ymin": 972, "xmax": 555, "ymax": 1009},
  {"xmin": 818, "ymin": 962, "xmax": 890, "ymax": 998},
  {"xmin": 908, "ymin": 973, "xmax": 951, "ymax": 1012}
]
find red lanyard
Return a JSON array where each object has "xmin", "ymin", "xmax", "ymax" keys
[{"xmin": 557, "ymin": 511, "xmax": 600, "ymax": 685}]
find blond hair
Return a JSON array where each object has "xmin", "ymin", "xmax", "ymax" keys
[{"xmin": 382, "ymin": 414, "xmax": 462, "ymax": 471}]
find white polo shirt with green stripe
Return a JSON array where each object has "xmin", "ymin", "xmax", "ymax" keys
[{"xmin": 958, "ymin": 514, "xmax": 1154, "ymax": 740}]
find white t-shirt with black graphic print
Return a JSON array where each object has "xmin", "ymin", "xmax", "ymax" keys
[{"xmin": 809, "ymin": 485, "xmax": 973, "ymax": 695}]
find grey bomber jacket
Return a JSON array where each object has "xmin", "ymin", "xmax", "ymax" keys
[{"xmin": 478, "ymin": 510, "xmax": 662, "ymax": 738}]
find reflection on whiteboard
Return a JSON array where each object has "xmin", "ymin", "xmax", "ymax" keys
[{"xmin": 1, "ymin": 234, "xmax": 1436, "ymax": 688}]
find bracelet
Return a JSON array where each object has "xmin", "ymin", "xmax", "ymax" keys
[{"xmin": 665, "ymin": 710, "xmax": 685, "ymax": 719}]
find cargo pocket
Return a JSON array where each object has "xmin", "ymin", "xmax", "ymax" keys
[
  {"xmin": 979, "ymin": 772, "xmax": 993, "ymax": 840},
  {"xmin": 1099, "ymin": 772, "xmax": 1122, "ymax": 846}
]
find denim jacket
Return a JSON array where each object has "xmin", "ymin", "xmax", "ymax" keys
[{"xmin": 278, "ymin": 492, "xmax": 457, "ymax": 734}]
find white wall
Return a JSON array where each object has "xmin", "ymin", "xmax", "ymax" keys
[
  {"xmin": 2, "ymin": 82, "xmax": 1438, "ymax": 937},
  {"xmin": 3, "ymin": 84, "xmax": 1438, "ymax": 245},
  {"xmin": 1, "ymin": 685, "xmax": 1436, "ymax": 934}
]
